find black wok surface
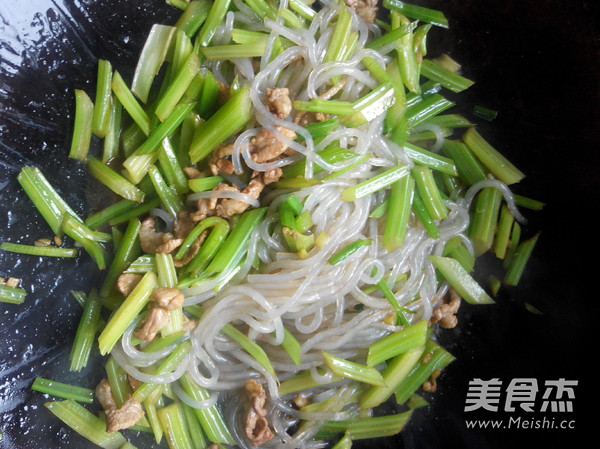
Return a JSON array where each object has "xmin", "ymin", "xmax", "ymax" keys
[{"xmin": 0, "ymin": 0, "xmax": 597, "ymax": 448}]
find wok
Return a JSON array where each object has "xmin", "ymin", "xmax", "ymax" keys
[{"xmin": 0, "ymin": 0, "xmax": 597, "ymax": 447}]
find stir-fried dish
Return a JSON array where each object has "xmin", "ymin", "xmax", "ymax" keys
[{"xmin": 0, "ymin": 0, "xmax": 543, "ymax": 448}]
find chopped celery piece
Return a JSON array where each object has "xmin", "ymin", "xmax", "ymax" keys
[
  {"xmin": 0, "ymin": 284, "xmax": 27, "ymax": 304},
  {"xmin": 131, "ymin": 24, "xmax": 176, "ymax": 103},
  {"xmin": 322, "ymin": 351, "xmax": 387, "ymax": 387},
  {"xmin": 174, "ymin": 0, "xmax": 211, "ymax": 37},
  {"xmin": 98, "ymin": 271, "xmax": 158, "ymax": 355},
  {"xmin": 318, "ymin": 411, "xmax": 413, "ymax": 440},
  {"xmin": 442, "ymin": 139, "xmax": 487, "ymax": 185},
  {"xmin": 366, "ymin": 319, "xmax": 428, "ymax": 367},
  {"xmin": 420, "ymin": 59, "xmax": 474, "ymax": 93},
  {"xmin": 135, "ymin": 102, "xmax": 197, "ymax": 154},
  {"xmin": 402, "ymin": 143, "xmax": 458, "ymax": 176},
  {"xmin": 69, "ymin": 89, "xmax": 94, "ymax": 161},
  {"xmin": 360, "ymin": 346, "xmax": 424, "ymax": 409},
  {"xmin": 189, "ymin": 84, "xmax": 253, "ymax": 163},
  {"xmin": 282, "ymin": 146, "xmax": 357, "ymax": 179},
  {"xmin": 384, "ymin": 0, "xmax": 448, "ymax": 28},
  {"xmin": 44, "ymin": 400, "xmax": 127, "ymax": 449},
  {"xmin": 148, "ymin": 165, "xmax": 184, "ymax": 217},
  {"xmin": 473, "ymin": 105, "xmax": 498, "ymax": 121},
  {"xmin": 411, "ymin": 165, "xmax": 447, "ymax": 220},
  {"xmin": 154, "ymin": 56, "xmax": 200, "ymax": 122},
  {"xmin": 92, "ymin": 59, "xmax": 114, "ymax": 138},
  {"xmin": 341, "ymin": 165, "xmax": 410, "ymax": 202},
  {"xmin": 280, "ymin": 328, "xmax": 302, "ymax": 365},
  {"xmin": 69, "ymin": 289, "xmax": 102, "ymax": 372},
  {"xmin": 383, "ymin": 175, "xmax": 414, "ymax": 252},
  {"xmin": 429, "ymin": 256, "xmax": 494, "ymax": 304},
  {"xmin": 469, "ymin": 186, "xmax": 503, "ymax": 256},
  {"xmin": 157, "ymin": 403, "xmax": 194, "ymax": 449},
  {"xmin": 221, "ymin": 324, "xmax": 275, "ymax": 376},
  {"xmin": 17, "ymin": 166, "xmax": 82, "ymax": 235},
  {"xmin": 179, "ymin": 373, "xmax": 235, "ymax": 444},
  {"xmin": 0, "ymin": 242, "xmax": 78, "ymax": 258},
  {"xmin": 203, "ymin": 208, "xmax": 266, "ymax": 275},
  {"xmin": 197, "ymin": 0, "xmax": 233, "ymax": 47},
  {"xmin": 202, "ymin": 39, "xmax": 267, "ymax": 61},
  {"xmin": 463, "ymin": 128, "xmax": 525, "ymax": 185},
  {"xmin": 31, "ymin": 378, "xmax": 94, "ymax": 403},
  {"xmin": 103, "ymin": 98, "xmax": 122, "ymax": 162},
  {"xmin": 100, "ymin": 218, "xmax": 141, "ymax": 297},
  {"xmin": 87, "ymin": 157, "xmax": 145, "ymax": 202},
  {"xmin": 132, "ymin": 341, "xmax": 191, "ymax": 402},
  {"xmin": 513, "ymin": 194, "xmax": 545, "ymax": 211},
  {"xmin": 278, "ymin": 370, "xmax": 343, "ymax": 396},
  {"xmin": 106, "ymin": 356, "xmax": 131, "ymax": 408},
  {"xmin": 394, "ymin": 339, "xmax": 455, "ymax": 404},
  {"xmin": 328, "ymin": 239, "xmax": 373, "ymax": 265},
  {"xmin": 504, "ymin": 233, "xmax": 540, "ymax": 286},
  {"xmin": 112, "ymin": 71, "xmax": 151, "ymax": 136},
  {"xmin": 412, "ymin": 191, "xmax": 440, "ymax": 238}
]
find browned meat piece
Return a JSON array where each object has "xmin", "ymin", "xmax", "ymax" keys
[
  {"xmin": 216, "ymin": 178, "xmax": 263, "ymax": 219},
  {"xmin": 116, "ymin": 273, "xmax": 143, "ymax": 297},
  {"xmin": 155, "ymin": 235, "xmax": 184, "ymax": 254},
  {"xmin": 430, "ymin": 288, "xmax": 461, "ymax": 329},
  {"xmin": 3, "ymin": 277, "xmax": 21, "ymax": 288},
  {"xmin": 95, "ymin": 379, "xmax": 145, "ymax": 433},
  {"xmin": 34, "ymin": 238, "xmax": 52, "ymax": 247},
  {"xmin": 244, "ymin": 379, "xmax": 274, "ymax": 446},
  {"xmin": 209, "ymin": 144, "xmax": 235, "ymax": 176},
  {"xmin": 266, "ymin": 87, "xmax": 292, "ymax": 119},
  {"xmin": 105, "ymin": 397, "xmax": 145, "ymax": 433},
  {"xmin": 345, "ymin": 0, "xmax": 378, "ymax": 23},
  {"xmin": 182, "ymin": 317, "xmax": 198, "ymax": 331},
  {"xmin": 174, "ymin": 211, "xmax": 196, "ymax": 240},
  {"xmin": 208, "ymin": 444, "xmax": 220, "ymax": 449},
  {"xmin": 293, "ymin": 393, "xmax": 311, "ymax": 409},
  {"xmin": 95, "ymin": 378, "xmax": 118, "ymax": 412},
  {"xmin": 183, "ymin": 166, "xmax": 203, "ymax": 179},
  {"xmin": 250, "ymin": 127, "xmax": 297, "ymax": 164},
  {"xmin": 422, "ymin": 369, "xmax": 442, "ymax": 393},
  {"xmin": 259, "ymin": 167, "xmax": 283, "ymax": 186},
  {"xmin": 139, "ymin": 217, "xmax": 165, "ymax": 254},
  {"xmin": 151, "ymin": 287, "xmax": 184, "ymax": 311},
  {"xmin": 190, "ymin": 183, "xmax": 238, "ymax": 222},
  {"xmin": 134, "ymin": 306, "xmax": 171, "ymax": 342}
]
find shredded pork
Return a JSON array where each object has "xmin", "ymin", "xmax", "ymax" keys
[
  {"xmin": 244, "ymin": 379, "xmax": 274, "ymax": 446},
  {"xmin": 95, "ymin": 379, "xmax": 145, "ymax": 433}
]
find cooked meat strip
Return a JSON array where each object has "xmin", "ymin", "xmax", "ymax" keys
[
  {"xmin": 183, "ymin": 166, "xmax": 203, "ymax": 179},
  {"xmin": 209, "ymin": 143, "xmax": 235, "ymax": 176},
  {"xmin": 430, "ymin": 288, "xmax": 461, "ymax": 329},
  {"xmin": 191, "ymin": 183, "xmax": 237, "ymax": 222},
  {"xmin": 155, "ymin": 235, "xmax": 184, "ymax": 254},
  {"xmin": 134, "ymin": 306, "xmax": 171, "ymax": 342},
  {"xmin": 96, "ymin": 378, "xmax": 118, "ymax": 412},
  {"xmin": 95, "ymin": 379, "xmax": 145, "ymax": 433},
  {"xmin": 105, "ymin": 397, "xmax": 145, "ymax": 433},
  {"xmin": 345, "ymin": 0, "xmax": 378, "ymax": 23},
  {"xmin": 139, "ymin": 217, "xmax": 165, "ymax": 254},
  {"xmin": 151, "ymin": 287, "xmax": 184, "ymax": 311},
  {"xmin": 244, "ymin": 379, "xmax": 274, "ymax": 446},
  {"xmin": 250, "ymin": 127, "xmax": 297, "ymax": 164},
  {"xmin": 422, "ymin": 369, "xmax": 442, "ymax": 393},
  {"xmin": 116, "ymin": 273, "xmax": 143, "ymax": 297},
  {"xmin": 265, "ymin": 87, "xmax": 292, "ymax": 119}
]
